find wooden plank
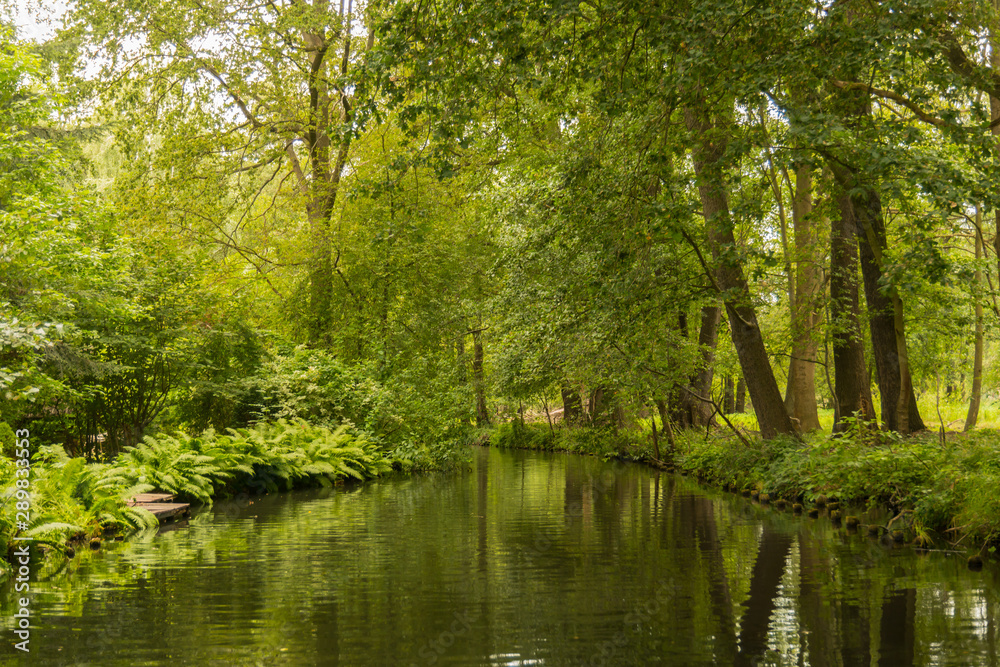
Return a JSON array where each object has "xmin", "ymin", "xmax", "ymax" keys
[
  {"xmin": 128, "ymin": 493, "xmax": 176, "ymax": 505},
  {"xmin": 134, "ymin": 502, "xmax": 190, "ymax": 520}
]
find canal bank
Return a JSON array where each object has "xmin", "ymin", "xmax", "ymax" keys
[{"xmin": 487, "ymin": 420, "xmax": 1000, "ymax": 561}]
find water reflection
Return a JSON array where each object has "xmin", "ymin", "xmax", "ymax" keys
[{"xmin": 1, "ymin": 446, "xmax": 998, "ymax": 665}]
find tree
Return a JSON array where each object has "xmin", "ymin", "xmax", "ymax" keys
[
  {"xmin": 829, "ymin": 179, "xmax": 875, "ymax": 431},
  {"xmin": 67, "ymin": 0, "xmax": 372, "ymax": 345},
  {"xmin": 784, "ymin": 164, "xmax": 823, "ymax": 431}
]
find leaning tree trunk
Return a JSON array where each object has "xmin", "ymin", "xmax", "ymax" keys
[
  {"xmin": 830, "ymin": 186, "xmax": 875, "ymax": 432},
  {"xmin": 684, "ymin": 104, "xmax": 794, "ymax": 439}
]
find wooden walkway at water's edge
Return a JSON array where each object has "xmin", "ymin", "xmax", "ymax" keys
[{"xmin": 128, "ymin": 493, "xmax": 190, "ymax": 521}]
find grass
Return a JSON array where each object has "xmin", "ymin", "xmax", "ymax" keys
[{"xmin": 719, "ymin": 397, "xmax": 1000, "ymax": 434}]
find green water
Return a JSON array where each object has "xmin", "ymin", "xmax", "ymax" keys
[{"xmin": 2, "ymin": 446, "xmax": 999, "ymax": 665}]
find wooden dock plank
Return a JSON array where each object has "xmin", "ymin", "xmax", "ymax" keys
[
  {"xmin": 128, "ymin": 493, "xmax": 176, "ymax": 505},
  {"xmin": 134, "ymin": 502, "xmax": 190, "ymax": 520}
]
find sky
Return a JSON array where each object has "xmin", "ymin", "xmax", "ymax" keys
[{"xmin": 7, "ymin": 0, "xmax": 67, "ymax": 42}]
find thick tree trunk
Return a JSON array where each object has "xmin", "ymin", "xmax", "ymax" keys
[
  {"xmin": 966, "ymin": 214, "xmax": 985, "ymax": 431},
  {"xmin": 561, "ymin": 382, "xmax": 583, "ymax": 425},
  {"xmin": 830, "ymin": 187, "xmax": 874, "ymax": 432},
  {"xmin": 784, "ymin": 165, "xmax": 822, "ymax": 431},
  {"xmin": 850, "ymin": 183, "xmax": 924, "ymax": 433},
  {"xmin": 684, "ymin": 106, "xmax": 794, "ymax": 439},
  {"xmin": 304, "ymin": 14, "xmax": 355, "ymax": 347},
  {"xmin": 472, "ymin": 328, "xmax": 489, "ymax": 426}
]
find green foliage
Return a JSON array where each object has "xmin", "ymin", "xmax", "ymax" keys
[
  {"xmin": 0, "ymin": 421, "xmax": 13, "ymax": 457},
  {"xmin": 242, "ymin": 345, "xmax": 470, "ymax": 469},
  {"xmin": 487, "ymin": 422, "xmax": 642, "ymax": 462},
  {"xmin": 0, "ymin": 419, "xmax": 395, "ymax": 561},
  {"xmin": 676, "ymin": 427, "xmax": 1000, "ymax": 547},
  {"xmin": 113, "ymin": 420, "xmax": 393, "ymax": 503}
]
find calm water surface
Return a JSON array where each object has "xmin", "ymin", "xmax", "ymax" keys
[{"xmin": 2, "ymin": 446, "xmax": 999, "ymax": 665}]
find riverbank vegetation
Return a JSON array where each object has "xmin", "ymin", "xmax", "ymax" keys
[
  {"xmin": 488, "ymin": 420, "xmax": 1000, "ymax": 552},
  {"xmin": 0, "ymin": 419, "xmax": 393, "ymax": 575},
  {"xmin": 5, "ymin": 0, "xmax": 1000, "ymax": 565}
]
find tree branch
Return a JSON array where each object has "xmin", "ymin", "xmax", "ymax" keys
[{"xmin": 829, "ymin": 80, "xmax": 947, "ymax": 127}]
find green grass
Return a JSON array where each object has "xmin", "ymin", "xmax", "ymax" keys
[{"xmin": 692, "ymin": 397, "xmax": 1000, "ymax": 434}]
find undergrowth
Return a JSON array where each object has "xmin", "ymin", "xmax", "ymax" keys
[{"xmin": 674, "ymin": 419, "xmax": 1000, "ymax": 549}]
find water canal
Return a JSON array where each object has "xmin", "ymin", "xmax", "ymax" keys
[{"xmin": 3, "ymin": 446, "xmax": 998, "ymax": 665}]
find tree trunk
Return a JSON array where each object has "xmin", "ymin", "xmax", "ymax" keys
[
  {"xmin": 723, "ymin": 376, "xmax": 735, "ymax": 414},
  {"xmin": 457, "ymin": 336, "xmax": 470, "ymax": 424},
  {"xmin": 561, "ymin": 382, "xmax": 583, "ymax": 425},
  {"xmin": 690, "ymin": 305, "xmax": 721, "ymax": 424},
  {"xmin": 472, "ymin": 328, "xmax": 489, "ymax": 426},
  {"xmin": 850, "ymin": 181, "xmax": 924, "ymax": 433},
  {"xmin": 830, "ymin": 186, "xmax": 874, "ymax": 432},
  {"xmin": 784, "ymin": 165, "xmax": 822, "ymax": 431},
  {"xmin": 304, "ymin": 8, "xmax": 356, "ymax": 346},
  {"xmin": 735, "ymin": 377, "xmax": 747, "ymax": 413},
  {"xmin": 993, "ymin": 12, "xmax": 1000, "ymax": 316},
  {"xmin": 824, "ymin": 45, "xmax": 924, "ymax": 434},
  {"xmin": 670, "ymin": 311, "xmax": 693, "ymax": 427},
  {"xmin": 588, "ymin": 386, "xmax": 621, "ymax": 427},
  {"xmin": 966, "ymin": 212, "xmax": 985, "ymax": 431},
  {"xmin": 684, "ymin": 105, "xmax": 794, "ymax": 439}
]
